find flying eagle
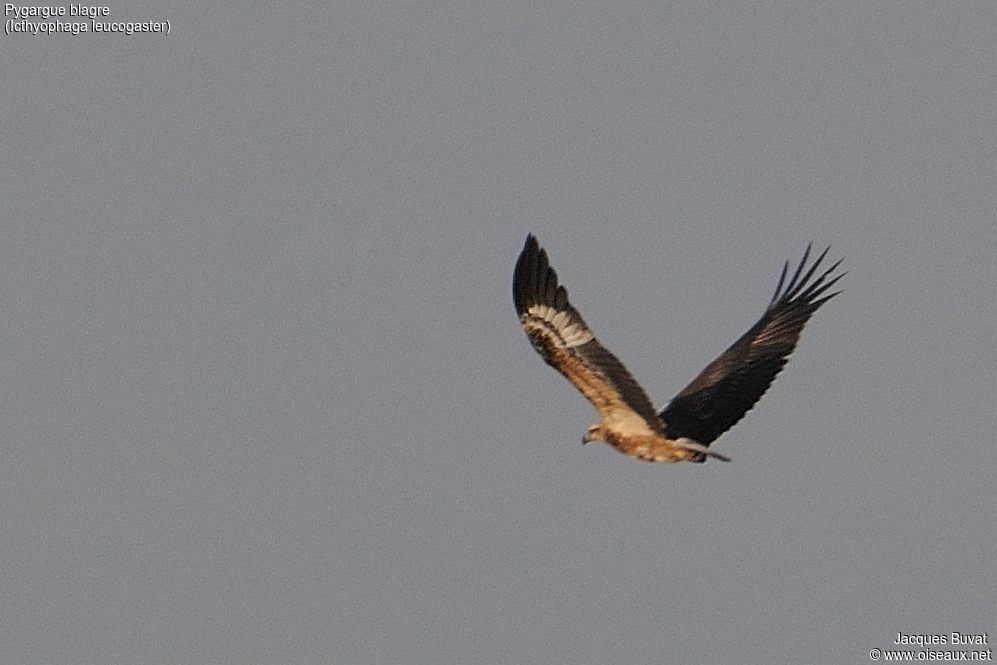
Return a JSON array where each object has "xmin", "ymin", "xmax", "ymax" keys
[{"xmin": 513, "ymin": 234, "xmax": 843, "ymax": 463}]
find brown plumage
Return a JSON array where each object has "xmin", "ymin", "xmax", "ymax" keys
[{"xmin": 513, "ymin": 234, "xmax": 843, "ymax": 463}]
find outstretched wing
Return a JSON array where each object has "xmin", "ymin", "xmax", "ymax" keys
[
  {"xmin": 660, "ymin": 245, "xmax": 844, "ymax": 446},
  {"xmin": 513, "ymin": 235, "xmax": 660, "ymax": 432}
]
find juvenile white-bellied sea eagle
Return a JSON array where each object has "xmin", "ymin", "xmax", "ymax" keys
[{"xmin": 513, "ymin": 234, "xmax": 844, "ymax": 463}]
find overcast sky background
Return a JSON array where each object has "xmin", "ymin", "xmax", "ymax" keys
[{"xmin": 2, "ymin": 3, "xmax": 995, "ymax": 664}]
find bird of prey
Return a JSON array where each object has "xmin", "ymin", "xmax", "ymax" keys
[{"xmin": 512, "ymin": 234, "xmax": 843, "ymax": 463}]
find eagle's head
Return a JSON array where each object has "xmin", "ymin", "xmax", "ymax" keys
[{"xmin": 582, "ymin": 424, "xmax": 607, "ymax": 445}]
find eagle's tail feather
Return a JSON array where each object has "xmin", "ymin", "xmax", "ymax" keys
[{"xmin": 674, "ymin": 437, "xmax": 731, "ymax": 463}]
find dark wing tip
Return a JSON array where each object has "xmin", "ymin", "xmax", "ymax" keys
[
  {"xmin": 513, "ymin": 233, "xmax": 568, "ymax": 316},
  {"xmin": 513, "ymin": 234, "xmax": 540, "ymax": 315},
  {"xmin": 768, "ymin": 245, "xmax": 845, "ymax": 311}
]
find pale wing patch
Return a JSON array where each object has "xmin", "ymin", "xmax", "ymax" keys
[
  {"xmin": 525, "ymin": 304, "xmax": 594, "ymax": 348},
  {"xmin": 602, "ymin": 408, "xmax": 657, "ymax": 437}
]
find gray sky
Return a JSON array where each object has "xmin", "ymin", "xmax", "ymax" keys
[{"xmin": 2, "ymin": 3, "xmax": 994, "ymax": 663}]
